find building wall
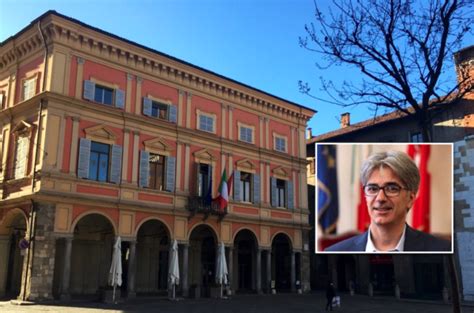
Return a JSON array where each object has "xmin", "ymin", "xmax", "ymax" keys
[{"xmin": 0, "ymin": 12, "xmax": 314, "ymax": 300}]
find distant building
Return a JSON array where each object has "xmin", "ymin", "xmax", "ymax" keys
[
  {"xmin": 307, "ymin": 46, "xmax": 474, "ymax": 302},
  {"xmin": 0, "ymin": 11, "xmax": 315, "ymax": 301}
]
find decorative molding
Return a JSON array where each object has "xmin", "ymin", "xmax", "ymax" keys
[
  {"xmin": 236, "ymin": 158, "xmax": 257, "ymax": 173},
  {"xmin": 0, "ymin": 16, "xmax": 314, "ymax": 122},
  {"xmin": 271, "ymin": 166, "xmax": 289, "ymax": 179},
  {"xmin": 84, "ymin": 124, "xmax": 117, "ymax": 145},
  {"xmin": 11, "ymin": 120, "xmax": 34, "ymax": 134},
  {"xmin": 143, "ymin": 137, "xmax": 174, "ymax": 155},
  {"xmin": 193, "ymin": 148, "xmax": 217, "ymax": 164}
]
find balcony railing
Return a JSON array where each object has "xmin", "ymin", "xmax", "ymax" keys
[{"xmin": 186, "ymin": 196, "xmax": 227, "ymax": 221}]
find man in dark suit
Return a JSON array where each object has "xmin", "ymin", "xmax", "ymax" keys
[{"xmin": 325, "ymin": 150, "xmax": 451, "ymax": 252}]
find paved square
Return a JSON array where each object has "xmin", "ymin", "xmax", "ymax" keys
[{"xmin": 1, "ymin": 293, "xmax": 473, "ymax": 313}]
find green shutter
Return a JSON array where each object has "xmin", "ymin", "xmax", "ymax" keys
[
  {"xmin": 165, "ymin": 156, "xmax": 176, "ymax": 192},
  {"xmin": 169, "ymin": 105, "xmax": 177, "ymax": 123},
  {"xmin": 233, "ymin": 171, "xmax": 241, "ymax": 202},
  {"xmin": 110, "ymin": 144, "xmax": 122, "ymax": 184},
  {"xmin": 143, "ymin": 97, "xmax": 152, "ymax": 116},
  {"xmin": 252, "ymin": 174, "xmax": 260, "ymax": 205},
  {"xmin": 270, "ymin": 177, "xmax": 277, "ymax": 207},
  {"xmin": 287, "ymin": 181, "xmax": 294, "ymax": 210},
  {"xmin": 77, "ymin": 138, "xmax": 91, "ymax": 178},
  {"xmin": 115, "ymin": 89, "xmax": 125, "ymax": 109},
  {"xmin": 139, "ymin": 150, "xmax": 150, "ymax": 188},
  {"xmin": 83, "ymin": 80, "xmax": 95, "ymax": 101}
]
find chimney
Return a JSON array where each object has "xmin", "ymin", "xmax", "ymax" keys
[
  {"xmin": 341, "ymin": 112, "xmax": 350, "ymax": 128},
  {"xmin": 306, "ymin": 127, "xmax": 312, "ymax": 139}
]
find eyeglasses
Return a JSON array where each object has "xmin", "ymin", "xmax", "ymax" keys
[{"xmin": 363, "ymin": 183, "xmax": 408, "ymax": 198}]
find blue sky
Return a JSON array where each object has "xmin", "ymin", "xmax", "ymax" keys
[{"xmin": 0, "ymin": 0, "xmax": 471, "ymax": 135}]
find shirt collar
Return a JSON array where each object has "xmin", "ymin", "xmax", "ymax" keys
[{"xmin": 365, "ymin": 224, "xmax": 406, "ymax": 252}]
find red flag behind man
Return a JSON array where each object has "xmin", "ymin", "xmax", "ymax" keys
[{"xmin": 407, "ymin": 145, "xmax": 431, "ymax": 232}]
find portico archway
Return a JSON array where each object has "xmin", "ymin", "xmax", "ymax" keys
[
  {"xmin": 0, "ymin": 209, "xmax": 27, "ymax": 299},
  {"xmin": 69, "ymin": 213, "xmax": 115, "ymax": 296},
  {"xmin": 135, "ymin": 219, "xmax": 171, "ymax": 295},
  {"xmin": 233, "ymin": 229, "xmax": 258, "ymax": 293},
  {"xmin": 188, "ymin": 224, "xmax": 217, "ymax": 298}
]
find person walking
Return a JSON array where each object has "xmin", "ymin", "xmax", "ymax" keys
[{"xmin": 326, "ymin": 282, "xmax": 336, "ymax": 311}]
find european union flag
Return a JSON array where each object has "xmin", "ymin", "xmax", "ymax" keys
[{"xmin": 317, "ymin": 145, "xmax": 339, "ymax": 234}]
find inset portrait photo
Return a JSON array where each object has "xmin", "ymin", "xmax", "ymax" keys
[{"xmin": 315, "ymin": 143, "xmax": 453, "ymax": 254}]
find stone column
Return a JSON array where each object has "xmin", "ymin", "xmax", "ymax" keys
[
  {"xmin": 60, "ymin": 236, "xmax": 73, "ymax": 300},
  {"xmin": 181, "ymin": 243, "xmax": 189, "ymax": 297},
  {"xmin": 266, "ymin": 249, "xmax": 272, "ymax": 293},
  {"xmin": 256, "ymin": 248, "xmax": 262, "ymax": 294},
  {"xmin": 127, "ymin": 241, "xmax": 136, "ymax": 299},
  {"xmin": 19, "ymin": 203, "xmax": 56, "ymax": 301},
  {"xmin": 291, "ymin": 251, "xmax": 296, "ymax": 292}
]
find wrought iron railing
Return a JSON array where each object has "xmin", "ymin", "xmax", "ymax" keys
[{"xmin": 186, "ymin": 196, "xmax": 228, "ymax": 220}]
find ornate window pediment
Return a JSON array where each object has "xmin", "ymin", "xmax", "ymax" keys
[
  {"xmin": 193, "ymin": 148, "xmax": 217, "ymax": 164},
  {"xmin": 272, "ymin": 166, "xmax": 289, "ymax": 179},
  {"xmin": 143, "ymin": 137, "xmax": 174, "ymax": 156},
  {"xmin": 236, "ymin": 158, "xmax": 256, "ymax": 173},
  {"xmin": 12, "ymin": 121, "xmax": 34, "ymax": 135},
  {"xmin": 84, "ymin": 124, "xmax": 116, "ymax": 145}
]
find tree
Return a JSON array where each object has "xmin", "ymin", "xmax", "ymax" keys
[{"xmin": 299, "ymin": 0, "xmax": 473, "ymax": 142}]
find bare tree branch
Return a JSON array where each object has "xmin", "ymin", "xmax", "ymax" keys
[{"xmin": 300, "ymin": 0, "xmax": 474, "ymax": 141}]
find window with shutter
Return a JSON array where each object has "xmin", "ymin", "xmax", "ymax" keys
[
  {"xmin": 149, "ymin": 153, "xmax": 165, "ymax": 190},
  {"xmin": 271, "ymin": 178, "xmax": 287, "ymax": 208},
  {"xmin": 88, "ymin": 141, "xmax": 110, "ymax": 182},
  {"xmin": 165, "ymin": 156, "xmax": 176, "ymax": 192},
  {"xmin": 238, "ymin": 123, "xmax": 254, "ymax": 144},
  {"xmin": 197, "ymin": 163, "xmax": 211, "ymax": 197},
  {"xmin": 286, "ymin": 180, "xmax": 294, "ymax": 209},
  {"xmin": 13, "ymin": 133, "xmax": 30, "ymax": 179},
  {"xmin": 275, "ymin": 137, "xmax": 287, "ymax": 153},
  {"xmin": 139, "ymin": 150, "xmax": 150, "ymax": 188},
  {"xmin": 240, "ymin": 171, "xmax": 252, "ymax": 202},
  {"xmin": 142, "ymin": 97, "xmax": 177, "ymax": 123},
  {"xmin": 252, "ymin": 174, "xmax": 261, "ymax": 204},
  {"xmin": 276, "ymin": 179, "xmax": 286, "ymax": 207},
  {"xmin": 233, "ymin": 170, "xmax": 241, "ymax": 202},
  {"xmin": 22, "ymin": 77, "xmax": 36, "ymax": 101},
  {"xmin": 94, "ymin": 85, "xmax": 114, "ymax": 106},
  {"xmin": 197, "ymin": 110, "xmax": 216, "ymax": 133},
  {"xmin": 84, "ymin": 80, "xmax": 124, "ymax": 109}
]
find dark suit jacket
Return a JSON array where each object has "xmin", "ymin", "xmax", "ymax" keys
[{"xmin": 325, "ymin": 225, "xmax": 451, "ymax": 252}]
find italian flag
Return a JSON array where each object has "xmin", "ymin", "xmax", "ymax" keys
[{"xmin": 215, "ymin": 169, "xmax": 229, "ymax": 212}]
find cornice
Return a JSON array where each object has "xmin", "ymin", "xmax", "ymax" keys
[{"xmin": 1, "ymin": 13, "xmax": 314, "ymax": 123}]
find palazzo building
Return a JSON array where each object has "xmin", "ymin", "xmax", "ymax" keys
[{"xmin": 0, "ymin": 11, "xmax": 315, "ymax": 301}]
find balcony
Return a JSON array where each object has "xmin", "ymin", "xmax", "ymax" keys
[{"xmin": 186, "ymin": 196, "xmax": 227, "ymax": 221}]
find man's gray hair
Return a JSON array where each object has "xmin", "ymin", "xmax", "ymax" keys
[{"xmin": 360, "ymin": 150, "xmax": 420, "ymax": 192}]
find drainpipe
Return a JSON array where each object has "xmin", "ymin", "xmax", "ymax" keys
[{"xmin": 21, "ymin": 20, "xmax": 48, "ymax": 302}]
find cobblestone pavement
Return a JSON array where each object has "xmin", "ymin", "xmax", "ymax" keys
[{"xmin": 1, "ymin": 292, "xmax": 473, "ymax": 313}]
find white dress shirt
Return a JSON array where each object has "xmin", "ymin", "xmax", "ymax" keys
[{"xmin": 365, "ymin": 224, "xmax": 406, "ymax": 252}]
